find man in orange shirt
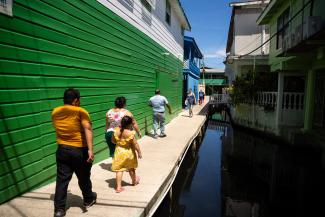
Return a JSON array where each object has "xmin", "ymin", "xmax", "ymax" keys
[{"xmin": 52, "ymin": 88, "xmax": 96, "ymax": 217}]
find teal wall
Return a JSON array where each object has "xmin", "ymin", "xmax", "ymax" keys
[{"xmin": 0, "ymin": 0, "xmax": 183, "ymax": 203}]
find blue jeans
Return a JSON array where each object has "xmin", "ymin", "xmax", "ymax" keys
[{"xmin": 153, "ymin": 112, "xmax": 165, "ymax": 135}]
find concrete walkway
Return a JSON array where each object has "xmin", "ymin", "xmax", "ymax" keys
[{"xmin": 0, "ymin": 103, "xmax": 208, "ymax": 217}]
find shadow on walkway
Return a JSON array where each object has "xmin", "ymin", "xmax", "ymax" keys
[{"xmin": 105, "ymin": 178, "xmax": 133, "ymax": 189}]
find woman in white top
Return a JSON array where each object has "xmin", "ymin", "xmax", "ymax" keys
[{"xmin": 105, "ymin": 97, "xmax": 141, "ymax": 157}]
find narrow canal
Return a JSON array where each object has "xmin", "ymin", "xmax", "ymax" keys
[{"xmin": 153, "ymin": 114, "xmax": 325, "ymax": 217}]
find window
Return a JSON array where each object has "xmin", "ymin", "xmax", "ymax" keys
[
  {"xmin": 141, "ymin": 0, "xmax": 152, "ymax": 25},
  {"xmin": 0, "ymin": 0, "xmax": 13, "ymax": 16},
  {"xmin": 118, "ymin": 0, "xmax": 134, "ymax": 12},
  {"xmin": 145, "ymin": 0, "xmax": 156, "ymax": 9},
  {"xmin": 277, "ymin": 8, "xmax": 290, "ymax": 49},
  {"xmin": 165, "ymin": 0, "xmax": 171, "ymax": 25}
]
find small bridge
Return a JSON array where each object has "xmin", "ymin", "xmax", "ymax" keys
[
  {"xmin": 207, "ymin": 94, "xmax": 231, "ymax": 122},
  {"xmin": 209, "ymin": 93, "xmax": 230, "ymax": 105}
]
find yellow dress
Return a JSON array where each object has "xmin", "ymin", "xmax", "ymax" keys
[{"xmin": 111, "ymin": 129, "xmax": 138, "ymax": 172}]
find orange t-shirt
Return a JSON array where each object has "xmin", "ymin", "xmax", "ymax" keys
[{"xmin": 52, "ymin": 105, "xmax": 91, "ymax": 148}]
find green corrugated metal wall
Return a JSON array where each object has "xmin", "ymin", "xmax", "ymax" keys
[{"xmin": 0, "ymin": 0, "xmax": 183, "ymax": 203}]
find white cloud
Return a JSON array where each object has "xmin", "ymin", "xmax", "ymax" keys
[{"xmin": 204, "ymin": 48, "xmax": 226, "ymax": 59}]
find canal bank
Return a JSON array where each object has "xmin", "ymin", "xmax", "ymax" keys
[
  {"xmin": 154, "ymin": 116, "xmax": 325, "ymax": 217},
  {"xmin": 0, "ymin": 103, "xmax": 208, "ymax": 217},
  {"xmin": 229, "ymin": 107, "xmax": 325, "ymax": 170}
]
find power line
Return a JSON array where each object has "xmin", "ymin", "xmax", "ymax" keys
[
  {"xmin": 205, "ymin": 0, "xmax": 312, "ymax": 67},
  {"xmin": 238, "ymin": 0, "xmax": 313, "ymax": 58},
  {"xmin": 237, "ymin": 34, "xmax": 262, "ymax": 54}
]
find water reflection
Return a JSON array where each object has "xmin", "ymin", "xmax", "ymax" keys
[
  {"xmin": 154, "ymin": 114, "xmax": 325, "ymax": 217},
  {"xmin": 223, "ymin": 128, "xmax": 325, "ymax": 217}
]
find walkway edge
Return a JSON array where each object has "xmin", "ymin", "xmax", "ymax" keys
[{"xmin": 146, "ymin": 112, "xmax": 207, "ymax": 217}]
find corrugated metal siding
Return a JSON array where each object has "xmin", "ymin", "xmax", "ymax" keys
[{"xmin": 0, "ymin": 0, "xmax": 183, "ymax": 203}]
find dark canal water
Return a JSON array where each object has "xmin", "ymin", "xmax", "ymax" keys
[{"xmin": 153, "ymin": 116, "xmax": 325, "ymax": 217}]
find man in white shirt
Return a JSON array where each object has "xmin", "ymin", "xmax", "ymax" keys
[{"xmin": 148, "ymin": 89, "xmax": 172, "ymax": 138}]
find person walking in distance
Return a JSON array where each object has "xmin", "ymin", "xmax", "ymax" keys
[
  {"xmin": 52, "ymin": 88, "xmax": 96, "ymax": 217},
  {"xmin": 186, "ymin": 89, "xmax": 196, "ymax": 117},
  {"xmin": 149, "ymin": 89, "xmax": 172, "ymax": 138},
  {"xmin": 199, "ymin": 89, "xmax": 205, "ymax": 105}
]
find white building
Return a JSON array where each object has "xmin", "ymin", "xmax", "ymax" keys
[
  {"xmin": 225, "ymin": 0, "xmax": 306, "ymax": 140},
  {"xmin": 225, "ymin": 0, "xmax": 270, "ymax": 84},
  {"xmin": 98, "ymin": 0, "xmax": 190, "ymax": 60}
]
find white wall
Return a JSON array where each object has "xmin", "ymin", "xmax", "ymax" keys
[
  {"xmin": 97, "ymin": 0, "xmax": 184, "ymax": 59},
  {"xmin": 234, "ymin": 7, "xmax": 269, "ymax": 56},
  {"xmin": 232, "ymin": 104, "xmax": 278, "ymax": 134}
]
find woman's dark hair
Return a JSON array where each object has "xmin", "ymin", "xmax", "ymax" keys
[
  {"xmin": 120, "ymin": 115, "xmax": 133, "ymax": 138},
  {"xmin": 63, "ymin": 88, "xmax": 80, "ymax": 104},
  {"xmin": 115, "ymin": 96, "xmax": 126, "ymax": 108}
]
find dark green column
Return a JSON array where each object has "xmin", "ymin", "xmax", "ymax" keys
[{"xmin": 304, "ymin": 69, "xmax": 316, "ymax": 131}]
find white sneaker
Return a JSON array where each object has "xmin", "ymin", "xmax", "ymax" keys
[{"xmin": 159, "ymin": 133, "xmax": 167, "ymax": 137}]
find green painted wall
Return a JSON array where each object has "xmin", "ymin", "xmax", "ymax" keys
[
  {"xmin": 267, "ymin": 0, "xmax": 291, "ymax": 71},
  {"xmin": 264, "ymin": 0, "xmax": 325, "ymax": 131},
  {"xmin": 267, "ymin": 0, "xmax": 325, "ymax": 72},
  {"xmin": 0, "ymin": 0, "xmax": 183, "ymax": 203}
]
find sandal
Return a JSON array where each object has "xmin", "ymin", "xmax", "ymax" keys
[
  {"xmin": 115, "ymin": 187, "xmax": 125, "ymax": 193},
  {"xmin": 133, "ymin": 176, "xmax": 140, "ymax": 186}
]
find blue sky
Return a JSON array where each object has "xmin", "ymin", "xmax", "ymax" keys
[{"xmin": 180, "ymin": 0, "xmax": 232, "ymax": 69}]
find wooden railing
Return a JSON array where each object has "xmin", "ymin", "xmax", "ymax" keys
[
  {"xmin": 282, "ymin": 92, "xmax": 304, "ymax": 110},
  {"xmin": 256, "ymin": 92, "xmax": 277, "ymax": 107},
  {"xmin": 255, "ymin": 92, "xmax": 304, "ymax": 111},
  {"xmin": 212, "ymin": 92, "xmax": 304, "ymax": 111},
  {"xmin": 183, "ymin": 59, "xmax": 189, "ymax": 68},
  {"xmin": 183, "ymin": 59, "xmax": 200, "ymax": 76},
  {"xmin": 211, "ymin": 94, "xmax": 229, "ymax": 104}
]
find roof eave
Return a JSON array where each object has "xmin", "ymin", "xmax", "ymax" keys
[
  {"xmin": 229, "ymin": 0, "xmax": 270, "ymax": 7},
  {"xmin": 171, "ymin": 0, "xmax": 191, "ymax": 31},
  {"xmin": 184, "ymin": 36, "xmax": 203, "ymax": 58},
  {"xmin": 257, "ymin": 0, "xmax": 279, "ymax": 25},
  {"xmin": 226, "ymin": 7, "xmax": 235, "ymax": 53}
]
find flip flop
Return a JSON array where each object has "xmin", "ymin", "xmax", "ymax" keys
[
  {"xmin": 115, "ymin": 187, "xmax": 125, "ymax": 193},
  {"xmin": 133, "ymin": 176, "xmax": 140, "ymax": 186}
]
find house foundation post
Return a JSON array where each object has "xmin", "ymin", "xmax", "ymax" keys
[
  {"xmin": 276, "ymin": 72, "xmax": 284, "ymax": 134},
  {"xmin": 304, "ymin": 69, "xmax": 316, "ymax": 131}
]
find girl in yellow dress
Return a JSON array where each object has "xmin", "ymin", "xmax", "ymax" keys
[{"xmin": 111, "ymin": 116, "xmax": 142, "ymax": 193}]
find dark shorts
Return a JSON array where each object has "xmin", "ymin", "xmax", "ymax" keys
[{"xmin": 188, "ymin": 98, "xmax": 194, "ymax": 105}]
